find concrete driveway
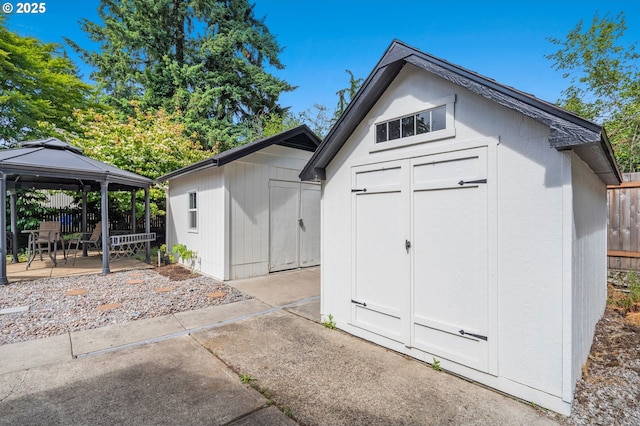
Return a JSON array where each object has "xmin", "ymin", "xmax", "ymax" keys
[{"xmin": 0, "ymin": 266, "xmax": 563, "ymax": 425}]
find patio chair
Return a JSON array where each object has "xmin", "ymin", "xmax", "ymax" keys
[
  {"xmin": 26, "ymin": 221, "xmax": 63, "ymax": 269},
  {"xmin": 68, "ymin": 222, "xmax": 102, "ymax": 265}
]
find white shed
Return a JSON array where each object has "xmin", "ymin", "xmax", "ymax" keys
[
  {"xmin": 160, "ymin": 125, "xmax": 321, "ymax": 281},
  {"xmin": 300, "ymin": 41, "xmax": 621, "ymax": 415}
]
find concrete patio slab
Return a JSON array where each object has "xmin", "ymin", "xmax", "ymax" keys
[
  {"xmin": 70, "ymin": 315, "xmax": 185, "ymax": 356},
  {"xmin": 228, "ymin": 406, "xmax": 298, "ymax": 426},
  {"xmin": 0, "ymin": 333, "xmax": 72, "ymax": 375},
  {"xmin": 0, "ymin": 336, "xmax": 269, "ymax": 426},
  {"xmin": 228, "ymin": 266, "xmax": 319, "ymax": 307},
  {"xmin": 0, "ymin": 306, "xmax": 30, "ymax": 315},
  {"xmin": 0, "ymin": 261, "xmax": 565, "ymax": 425},
  {"xmin": 193, "ymin": 310, "xmax": 558, "ymax": 426},
  {"xmin": 7, "ymin": 254, "xmax": 154, "ymax": 283},
  {"xmin": 174, "ymin": 298, "xmax": 271, "ymax": 330},
  {"xmin": 285, "ymin": 299, "xmax": 320, "ymax": 322}
]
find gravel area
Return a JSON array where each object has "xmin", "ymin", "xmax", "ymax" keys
[
  {"xmin": 543, "ymin": 273, "xmax": 640, "ymax": 425},
  {"xmin": 568, "ymin": 307, "xmax": 640, "ymax": 425},
  {"xmin": 0, "ymin": 265, "xmax": 251, "ymax": 345}
]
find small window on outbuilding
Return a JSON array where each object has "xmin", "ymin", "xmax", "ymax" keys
[
  {"xmin": 373, "ymin": 94, "xmax": 455, "ymax": 150},
  {"xmin": 188, "ymin": 191, "xmax": 197, "ymax": 231},
  {"xmin": 376, "ymin": 104, "xmax": 449, "ymax": 144}
]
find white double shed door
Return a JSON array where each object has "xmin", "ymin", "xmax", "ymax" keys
[
  {"xmin": 269, "ymin": 181, "xmax": 321, "ymax": 272},
  {"xmin": 351, "ymin": 146, "xmax": 496, "ymax": 374}
]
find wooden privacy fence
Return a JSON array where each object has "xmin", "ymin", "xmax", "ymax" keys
[{"xmin": 608, "ymin": 172, "xmax": 640, "ymax": 270}]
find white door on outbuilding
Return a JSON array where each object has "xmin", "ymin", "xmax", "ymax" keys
[
  {"xmin": 351, "ymin": 147, "xmax": 492, "ymax": 373},
  {"xmin": 269, "ymin": 180, "xmax": 320, "ymax": 272},
  {"xmin": 299, "ymin": 183, "xmax": 321, "ymax": 267},
  {"xmin": 351, "ymin": 160, "xmax": 409, "ymax": 343}
]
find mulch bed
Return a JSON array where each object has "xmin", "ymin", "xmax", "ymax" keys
[{"xmin": 155, "ymin": 263, "xmax": 200, "ymax": 281}]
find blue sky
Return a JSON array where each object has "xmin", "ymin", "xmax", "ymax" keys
[{"xmin": 5, "ymin": 1, "xmax": 640, "ymax": 116}]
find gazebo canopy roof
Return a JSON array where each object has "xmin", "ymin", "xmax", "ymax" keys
[{"xmin": 0, "ymin": 138, "xmax": 152, "ymax": 191}]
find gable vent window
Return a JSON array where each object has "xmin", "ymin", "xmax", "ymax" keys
[{"xmin": 376, "ymin": 105, "xmax": 447, "ymax": 143}]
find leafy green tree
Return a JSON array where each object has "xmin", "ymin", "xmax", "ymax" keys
[
  {"xmin": 0, "ymin": 15, "xmax": 94, "ymax": 145},
  {"xmin": 6, "ymin": 190, "xmax": 55, "ymax": 233},
  {"xmin": 546, "ymin": 12, "xmax": 640, "ymax": 172},
  {"xmin": 70, "ymin": 103, "xmax": 210, "ymax": 180},
  {"xmin": 68, "ymin": 0, "xmax": 294, "ymax": 151},
  {"xmin": 60, "ymin": 103, "xmax": 211, "ymax": 217}
]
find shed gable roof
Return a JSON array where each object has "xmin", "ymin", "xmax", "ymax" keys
[
  {"xmin": 157, "ymin": 124, "xmax": 321, "ymax": 182},
  {"xmin": 300, "ymin": 40, "xmax": 621, "ymax": 185}
]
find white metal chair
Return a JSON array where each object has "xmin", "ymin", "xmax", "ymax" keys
[{"xmin": 68, "ymin": 222, "xmax": 102, "ymax": 265}]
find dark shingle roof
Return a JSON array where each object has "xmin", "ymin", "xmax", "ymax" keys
[
  {"xmin": 300, "ymin": 40, "xmax": 621, "ymax": 185},
  {"xmin": 0, "ymin": 138, "xmax": 153, "ymax": 191},
  {"xmin": 156, "ymin": 124, "xmax": 321, "ymax": 182}
]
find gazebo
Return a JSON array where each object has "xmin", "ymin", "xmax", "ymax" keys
[{"xmin": 0, "ymin": 138, "xmax": 155, "ymax": 284}]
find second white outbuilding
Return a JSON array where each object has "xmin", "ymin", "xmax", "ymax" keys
[{"xmin": 159, "ymin": 125, "xmax": 321, "ymax": 281}]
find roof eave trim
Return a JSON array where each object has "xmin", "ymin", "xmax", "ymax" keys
[
  {"xmin": 164, "ymin": 125, "xmax": 321, "ymax": 183},
  {"xmin": 216, "ymin": 124, "xmax": 321, "ymax": 167},
  {"xmin": 600, "ymin": 130, "xmax": 623, "ymax": 183},
  {"xmin": 155, "ymin": 158, "xmax": 218, "ymax": 182},
  {"xmin": 1, "ymin": 166, "xmax": 152, "ymax": 188}
]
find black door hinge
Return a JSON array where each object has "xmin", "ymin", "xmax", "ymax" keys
[
  {"xmin": 351, "ymin": 188, "xmax": 367, "ymax": 193},
  {"xmin": 351, "ymin": 299, "xmax": 367, "ymax": 307},
  {"xmin": 459, "ymin": 329, "xmax": 488, "ymax": 341},
  {"xmin": 458, "ymin": 179, "xmax": 487, "ymax": 186}
]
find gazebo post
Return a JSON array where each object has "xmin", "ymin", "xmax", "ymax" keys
[
  {"xmin": 9, "ymin": 190, "xmax": 18, "ymax": 263},
  {"xmin": 145, "ymin": 187, "xmax": 150, "ymax": 264},
  {"xmin": 0, "ymin": 173, "xmax": 8, "ymax": 284},
  {"xmin": 131, "ymin": 190, "xmax": 137, "ymax": 233},
  {"xmin": 82, "ymin": 190, "xmax": 88, "ymax": 257},
  {"xmin": 101, "ymin": 181, "xmax": 110, "ymax": 275}
]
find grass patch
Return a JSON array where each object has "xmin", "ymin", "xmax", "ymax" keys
[
  {"xmin": 608, "ymin": 271, "xmax": 640, "ymax": 313},
  {"xmin": 239, "ymin": 372, "xmax": 255, "ymax": 384},
  {"xmin": 431, "ymin": 357, "xmax": 442, "ymax": 372},
  {"xmin": 237, "ymin": 372, "xmax": 295, "ymax": 420},
  {"xmin": 322, "ymin": 314, "xmax": 336, "ymax": 330}
]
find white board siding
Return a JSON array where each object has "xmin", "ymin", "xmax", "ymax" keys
[
  {"xmin": 496, "ymin": 132, "xmax": 565, "ymax": 397},
  {"xmin": 167, "ymin": 167, "xmax": 226, "ymax": 280},
  {"xmin": 570, "ymin": 152, "xmax": 607, "ymax": 387},
  {"xmin": 227, "ymin": 146, "xmax": 313, "ymax": 280},
  {"xmin": 167, "ymin": 144, "xmax": 315, "ymax": 281},
  {"xmin": 320, "ymin": 64, "xmax": 582, "ymax": 413}
]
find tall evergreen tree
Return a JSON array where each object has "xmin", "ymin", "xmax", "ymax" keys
[
  {"xmin": 0, "ymin": 15, "xmax": 93, "ymax": 145},
  {"xmin": 68, "ymin": 0, "xmax": 294, "ymax": 151},
  {"xmin": 335, "ymin": 69, "xmax": 363, "ymax": 119}
]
